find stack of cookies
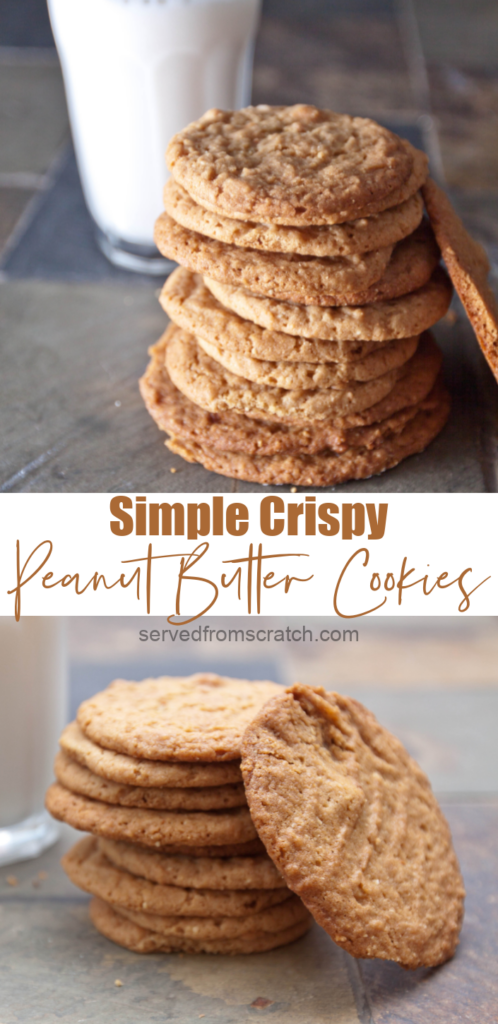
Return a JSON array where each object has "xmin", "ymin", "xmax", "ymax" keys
[
  {"xmin": 45, "ymin": 674, "xmax": 312, "ymax": 955},
  {"xmin": 140, "ymin": 104, "xmax": 455, "ymax": 486},
  {"xmin": 46, "ymin": 674, "xmax": 466, "ymax": 969}
]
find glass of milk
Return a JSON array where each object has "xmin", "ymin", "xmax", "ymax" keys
[
  {"xmin": 0, "ymin": 619, "xmax": 67, "ymax": 867},
  {"xmin": 47, "ymin": 0, "xmax": 262, "ymax": 274}
]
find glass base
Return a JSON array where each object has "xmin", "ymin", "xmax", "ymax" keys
[
  {"xmin": 0, "ymin": 811, "xmax": 60, "ymax": 867},
  {"xmin": 96, "ymin": 227, "xmax": 176, "ymax": 276}
]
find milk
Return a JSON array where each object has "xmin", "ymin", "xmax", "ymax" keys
[
  {"xmin": 0, "ymin": 619, "xmax": 66, "ymax": 864},
  {"xmin": 47, "ymin": 0, "xmax": 261, "ymax": 255}
]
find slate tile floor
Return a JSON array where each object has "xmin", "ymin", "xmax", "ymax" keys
[
  {"xmin": 0, "ymin": 0, "xmax": 498, "ymax": 492},
  {"xmin": 1, "ymin": 616, "xmax": 497, "ymax": 1023}
]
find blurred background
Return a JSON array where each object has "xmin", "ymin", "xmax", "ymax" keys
[{"xmin": 67, "ymin": 614, "xmax": 498, "ymax": 796}]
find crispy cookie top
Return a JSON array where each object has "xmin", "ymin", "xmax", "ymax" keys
[
  {"xmin": 77, "ymin": 673, "xmax": 281, "ymax": 762},
  {"xmin": 166, "ymin": 105, "xmax": 414, "ymax": 225},
  {"xmin": 241, "ymin": 685, "xmax": 465, "ymax": 969}
]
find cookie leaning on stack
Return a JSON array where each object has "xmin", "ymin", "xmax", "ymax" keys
[
  {"xmin": 45, "ymin": 674, "xmax": 312, "ymax": 954},
  {"xmin": 241, "ymin": 684, "xmax": 466, "ymax": 969},
  {"xmin": 140, "ymin": 104, "xmax": 455, "ymax": 485}
]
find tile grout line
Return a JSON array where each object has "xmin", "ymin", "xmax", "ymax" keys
[
  {"xmin": 0, "ymin": 45, "xmax": 59, "ymax": 66},
  {"xmin": 0, "ymin": 142, "xmax": 71, "ymax": 271},
  {"xmin": 346, "ymin": 957, "xmax": 374, "ymax": 1024}
]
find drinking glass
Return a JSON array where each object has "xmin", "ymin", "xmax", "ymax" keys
[
  {"xmin": 0, "ymin": 618, "xmax": 66, "ymax": 866},
  {"xmin": 47, "ymin": 0, "xmax": 262, "ymax": 273}
]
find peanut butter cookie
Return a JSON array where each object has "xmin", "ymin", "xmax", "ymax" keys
[
  {"xmin": 241, "ymin": 685, "xmax": 465, "ymax": 968},
  {"xmin": 166, "ymin": 105, "xmax": 415, "ymax": 225},
  {"xmin": 63, "ymin": 837, "xmax": 289, "ymax": 916},
  {"xmin": 154, "ymin": 212, "xmax": 394, "ymax": 304},
  {"xmin": 76, "ymin": 673, "xmax": 281, "ymax": 762},
  {"xmin": 59, "ymin": 721, "xmax": 243, "ymax": 788},
  {"xmin": 99, "ymin": 838, "xmax": 286, "ymax": 890},
  {"xmin": 165, "ymin": 325, "xmax": 401, "ymax": 422},
  {"xmin": 205, "ymin": 266, "xmax": 452, "ymax": 342},
  {"xmin": 46, "ymin": 783, "xmax": 257, "ymax": 846},
  {"xmin": 90, "ymin": 897, "xmax": 311, "ymax": 954},
  {"xmin": 163, "ymin": 178, "xmax": 424, "ymax": 257},
  {"xmin": 161, "ymin": 268, "xmax": 420, "ymax": 371},
  {"xmin": 196, "ymin": 333, "xmax": 418, "ymax": 390},
  {"xmin": 140, "ymin": 333, "xmax": 444, "ymax": 458},
  {"xmin": 167, "ymin": 388, "xmax": 450, "ymax": 486},
  {"xmin": 55, "ymin": 751, "xmax": 247, "ymax": 811},
  {"xmin": 423, "ymin": 177, "xmax": 498, "ymax": 383}
]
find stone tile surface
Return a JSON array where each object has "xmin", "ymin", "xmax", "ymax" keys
[
  {"xmin": 0, "ymin": 0, "xmax": 55, "ymax": 48},
  {"xmin": 0, "ymin": 186, "xmax": 35, "ymax": 253},
  {"xmin": 0, "ymin": 55, "xmax": 68, "ymax": 175},
  {"xmin": 0, "ymin": 802, "xmax": 495, "ymax": 1024}
]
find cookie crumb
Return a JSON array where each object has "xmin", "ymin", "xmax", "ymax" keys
[
  {"xmin": 290, "ymin": 487, "xmax": 297, "ymax": 493},
  {"xmin": 251, "ymin": 997, "xmax": 273, "ymax": 1009},
  {"xmin": 114, "ymin": 979, "xmax": 123, "ymax": 987},
  {"xmin": 6, "ymin": 875, "xmax": 18, "ymax": 886},
  {"xmin": 198, "ymin": 1015, "xmax": 205, "ymax": 1018},
  {"xmin": 170, "ymin": 466, "xmax": 178, "ymax": 473}
]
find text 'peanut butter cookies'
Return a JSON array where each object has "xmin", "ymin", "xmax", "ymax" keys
[
  {"xmin": 45, "ymin": 783, "xmax": 258, "ymax": 847},
  {"xmin": 54, "ymin": 751, "xmax": 247, "ymax": 811},
  {"xmin": 423, "ymin": 178, "xmax": 498, "ymax": 383},
  {"xmin": 63, "ymin": 837, "xmax": 288, "ymax": 917},
  {"xmin": 90, "ymin": 897, "xmax": 311, "ymax": 955},
  {"xmin": 163, "ymin": 178, "xmax": 424, "ymax": 257},
  {"xmin": 241, "ymin": 685, "xmax": 465, "ymax": 969},
  {"xmin": 160, "ymin": 268, "xmax": 421, "ymax": 373},
  {"xmin": 76, "ymin": 673, "xmax": 281, "ymax": 762},
  {"xmin": 165, "ymin": 105, "xmax": 416, "ymax": 225},
  {"xmin": 99, "ymin": 838, "xmax": 286, "ymax": 890},
  {"xmin": 60, "ymin": 721, "xmax": 243, "ymax": 788},
  {"xmin": 205, "ymin": 266, "xmax": 453, "ymax": 343}
]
